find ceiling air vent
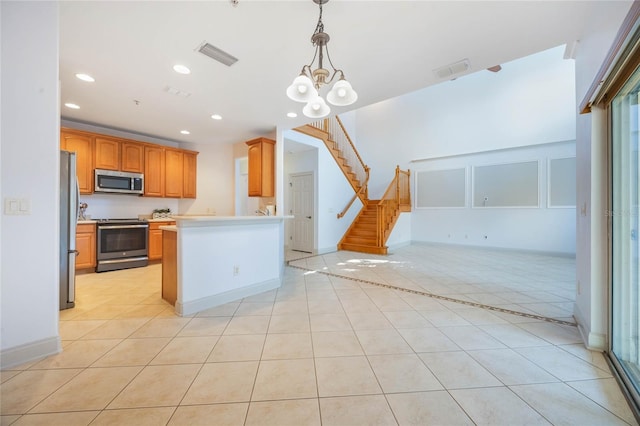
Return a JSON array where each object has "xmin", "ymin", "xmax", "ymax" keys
[
  {"xmin": 197, "ymin": 42, "xmax": 238, "ymax": 67},
  {"xmin": 433, "ymin": 59, "xmax": 471, "ymax": 79}
]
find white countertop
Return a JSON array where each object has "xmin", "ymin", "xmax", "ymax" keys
[{"xmin": 172, "ymin": 215, "xmax": 292, "ymax": 228}]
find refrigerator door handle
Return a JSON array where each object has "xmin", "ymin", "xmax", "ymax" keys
[{"xmin": 68, "ymin": 252, "xmax": 76, "ymax": 303}]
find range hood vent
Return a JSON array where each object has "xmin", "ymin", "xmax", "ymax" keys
[{"xmin": 197, "ymin": 42, "xmax": 238, "ymax": 67}]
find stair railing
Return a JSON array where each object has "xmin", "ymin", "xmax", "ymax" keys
[
  {"xmin": 337, "ymin": 172, "xmax": 370, "ymax": 219},
  {"xmin": 308, "ymin": 117, "xmax": 369, "ymax": 199},
  {"xmin": 376, "ymin": 166, "xmax": 411, "ymax": 245}
]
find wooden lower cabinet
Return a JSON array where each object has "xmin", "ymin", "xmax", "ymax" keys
[
  {"xmin": 76, "ymin": 223, "xmax": 96, "ymax": 270},
  {"xmin": 161, "ymin": 230, "xmax": 177, "ymax": 306},
  {"xmin": 148, "ymin": 221, "xmax": 174, "ymax": 261}
]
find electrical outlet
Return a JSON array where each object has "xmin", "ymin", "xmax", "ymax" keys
[{"xmin": 233, "ymin": 265, "xmax": 240, "ymax": 276}]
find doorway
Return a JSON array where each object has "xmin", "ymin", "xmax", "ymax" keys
[{"xmin": 290, "ymin": 172, "xmax": 314, "ymax": 253}]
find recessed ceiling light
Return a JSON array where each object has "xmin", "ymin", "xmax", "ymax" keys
[
  {"xmin": 180, "ymin": 130, "xmax": 190, "ymax": 135},
  {"xmin": 211, "ymin": 114, "xmax": 222, "ymax": 120},
  {"xmin": 287, "ymin": 112, "xmax": 297, "ymax": 118},
  {"xmin": 173, "ymin": 64, "xmax": 191, "ymax": 75},
  {"xmin": 64, "ymin": 103, "xmax": 80, "ymax": 109},
  {"xmin": 75, "ymin": 73, "xmax": 95, "ymax": 82}
]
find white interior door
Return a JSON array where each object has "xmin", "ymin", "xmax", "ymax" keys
[{"xmin": 290, "ymin": 173, "xmax": 314, "ymax": 252}]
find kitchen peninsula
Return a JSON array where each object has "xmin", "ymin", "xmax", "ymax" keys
[{"xmin": 161, "ymin": 215, "xmax": 289, "ymax": 316}]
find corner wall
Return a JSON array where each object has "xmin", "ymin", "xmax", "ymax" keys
[
  {"xmin": 1, "ymin": 2, "xmax": 61, "ymax": 367},
  {"xmin": 573, "ymin": 2, "xmax": 632, "ymax": 348}
]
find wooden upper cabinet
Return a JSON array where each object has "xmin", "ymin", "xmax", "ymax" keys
[
  {"xmin": 94, "ymin": 137, "xmax": 121, "ymax": 170},
  {"xmin": 61, "ymin": 127, "xmax": 197, "ymax": 199},
  {"xmin": 60, "ymin": 130, "xmax": 94, "ymax": 194},
  {"xmin": 183, "ymin": 152, "xmax": 198, "ymax": 199},
  {"xmin": 121, "ymin": 142, "xmax": 144, "ymax": 173},
  {"xmin": 144, "ymin": 146, "xmax": 165, "ymax": 197},
  {"xmin": 164, "ymin": 149, "xmax": 184, "ymax": 198},
  {"xmin": 246, "ymin": 137, "xmax": 275, "ymax": 197}
]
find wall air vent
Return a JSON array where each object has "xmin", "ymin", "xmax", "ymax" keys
[
  {"xmin": 433, "ymin": 59, "xmax": 471, "ymax": 79},
  {"xmin": 197, "ymin": 42, "xmax": 238, "ymax": 66}
]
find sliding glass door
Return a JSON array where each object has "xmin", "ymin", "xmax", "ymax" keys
[{"xmin": 611, "ymin": 65, "xmax": 640, "ymax": 404}]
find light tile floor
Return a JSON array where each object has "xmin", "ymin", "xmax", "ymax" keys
[
  {"xmin": 1, "ymin": 246, "xmax": 636, "ymax": 425},
  {"xmin": 289, "ymin": 244, "xmax": 576, "ymax": 323}
]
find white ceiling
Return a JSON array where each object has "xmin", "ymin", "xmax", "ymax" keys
[{"xmin": 59, "ymin": 1, "xmax": 631, "ymax": 146}]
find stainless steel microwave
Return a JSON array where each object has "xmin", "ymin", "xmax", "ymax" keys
[{"xmin": 94, "ymin": 169, "xmax": 144, "ymax": 195}]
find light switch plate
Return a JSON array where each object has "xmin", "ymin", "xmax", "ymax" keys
[{"xmin": 4, "ymin": 197, "xmax": 30, "ymax": 215}]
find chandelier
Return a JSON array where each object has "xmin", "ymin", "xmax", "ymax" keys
[{"xmin": 286, "ymin": 0, "xmax": 357, "ymax": 118}]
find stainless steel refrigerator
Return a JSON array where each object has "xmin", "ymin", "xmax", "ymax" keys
[{"xmin": 60, "ymin": 150, "xmax": 78, "ymax": 310}]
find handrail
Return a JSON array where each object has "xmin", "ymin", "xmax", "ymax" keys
[
  {"xmin": 307, "ymin": 117, "xmax": 369, "ymax": 194},
  {"xmin": 337, "ymin": 171, "xmax": 370, "ymax": 219},
  {"xmin": 376, "ymin": 166, "xmax": 411, "ymax": 245},
  {"xmin": 335, "ymin": 116, "xmax": 367, "ymax": 178}
]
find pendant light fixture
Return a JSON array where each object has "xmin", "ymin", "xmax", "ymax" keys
[{"xmin": 286, "ymin": 0, "xmax": 357, "ymax": 118}]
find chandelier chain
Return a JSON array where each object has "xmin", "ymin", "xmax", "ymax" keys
[{"xmin": 313, "ymin": 2, "xmax": 324, "ymax": 36}]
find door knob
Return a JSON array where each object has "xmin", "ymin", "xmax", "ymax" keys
[{"xmin": 306, "ymin": 216, "xmax": 312, "ymax": 219}]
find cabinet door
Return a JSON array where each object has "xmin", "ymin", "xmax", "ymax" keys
[
  {"xmin": 165, "ymin": 149, "xmax": 184, "ymax": 198},
  {"xmin": 144, "ymin": 146, "xmax": 164, "ymax": 197},
  {"xmin": 121, "ymin": 142, "xmax": 144, "ymax": 173},
  {"xmin": 247, "ymin": 142, "xmax": 263, "ymax": 196},
  {"xmin": 183, "ymin": 152, "xmax": 197, "ymax": 198},
  {"xmin": 75, "ymin": 225, "xmax": 96, "ymax": 269},
  {"xmin": 94, "ymin": 137, "xmax": 120, "ymax": 170},
  {"xmin": 246, "ymin": 138, "xmax": 275, "ymax": 197},
  {"xmin": 260, "ymin": 140, "xmax": 275, "ymax": 197},
  {"xmin": 148, "ymin": 228, "xmax": 164, "ymax": 260},
  {"xmin": 61, "ymin": 131, "xmax": 94, "ymax": 194}
]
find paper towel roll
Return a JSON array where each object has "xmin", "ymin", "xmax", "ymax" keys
[{"xmin": 266, "ymin": 205, "xmax": 276, "ymax": 216}]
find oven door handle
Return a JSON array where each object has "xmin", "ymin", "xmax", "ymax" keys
[{"xmin": 98, "ymin": 224, "xmax": 149, "ymax": 229}]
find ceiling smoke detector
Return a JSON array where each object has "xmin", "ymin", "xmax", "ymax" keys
[
  {"xmin": 433, "ymin": 59, "xmax": 471, "ymax": 79},
  {"xmin": 197, "ymin": 42, "xmax": 238, "ymax": 67}
]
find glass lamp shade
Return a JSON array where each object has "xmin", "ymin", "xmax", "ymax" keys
[
  {"xmin": 326, "ymin": 79, "xmax": 358, "ymax": 106},
  {"xmin": 286, "ymin": 74, "xmax": 317, "ymax": 103},
  {"xmin": 303, "ymin": 95, "xmax": 331, "ymax": 118}
]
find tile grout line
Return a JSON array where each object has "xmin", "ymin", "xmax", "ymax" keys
[{"xmin": 286, "ymin": 259, "xmax": 577, "ymax": 327}]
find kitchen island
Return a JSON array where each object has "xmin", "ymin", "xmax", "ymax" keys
[{"xmin": 160, "ymin": 215, "xmax": 289, "ymax": 316}]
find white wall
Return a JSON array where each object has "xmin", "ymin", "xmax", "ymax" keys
[
  {"xmin": 573, "ymin": 3, "xmax": 632, "ymax": 349},
  {"xmin": 179, "ymin": 141, "xmax": 234, "ymax": 216},
  {"xmin": 1, "ymin": 2, "xmax": 61, "ymax": 366},
  {"xmin": 410, "ymin": 141, "xmax": 576, "ymax": 254},
  {"xmin": 283, "ymin": 130, "xmax": 360, "ymax": 254},
  {"xmin": 355, "ymin": 46, "xmax": 577, "ymax": 198}
]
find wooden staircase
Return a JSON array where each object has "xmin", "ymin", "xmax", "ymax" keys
[{"xmin": 295, "ymin": 117, "xmax": 411, "ymax": 255}]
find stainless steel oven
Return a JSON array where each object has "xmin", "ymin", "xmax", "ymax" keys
[{"xmin": 96, "ymin": 219, "xmax": 149, "ymax": 272}]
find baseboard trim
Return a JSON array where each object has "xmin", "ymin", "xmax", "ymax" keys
[
  {"xmin": 316, "ymin": 246, "xmax": 338, "ymax": 255},
  {"xmin": 574, "ymin": 303, "xmax": 607, "ymax": 350},
  {"xmin": 176, "ymin": 278, "xmax": 281, "ymax": 316},
  {"xmin": 387, "ymin": 241, "xmax": 411, "ymax": 252},
  {"xmin": 411, "ymin": 240, "xmax": 576, "ymax": 258},
  {"xmin": 0, "ymin": 336, "xmax": 61, "ymax": 369}
]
